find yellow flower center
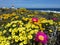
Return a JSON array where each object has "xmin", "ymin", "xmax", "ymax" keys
[{"xmin": 38, "ymin": 35, "xmax": 44, "ymax": 41}]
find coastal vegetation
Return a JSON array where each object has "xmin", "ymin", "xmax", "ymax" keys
[{"xmin": 0, "ymin": 8, "xmax": 60, "ymax": 45}]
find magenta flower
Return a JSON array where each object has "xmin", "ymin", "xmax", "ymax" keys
[
  {"xmin": 35, "ymin": 31, "xmax": 48, "ymax": 44},
  {"xmin": 32, "ymin": 17, "xmax": 38, "ymax": 22},
  {"xmin": 52, "ymin": 17, "xmax": 58, "ymax": 21}
]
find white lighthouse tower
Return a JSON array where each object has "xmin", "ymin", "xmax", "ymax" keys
[{"xmin": 12, "ymin": 4, "xmax": 15, "ymax": 9}]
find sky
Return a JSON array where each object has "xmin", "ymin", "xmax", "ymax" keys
[{"xmin": 0, "ymin": 0, "xmax": 60, "ymax": 8}]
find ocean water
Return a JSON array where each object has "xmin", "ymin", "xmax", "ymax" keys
[
  {"xmin": 26, "ymin": 8, "xmax": 60, "ymax": 13},
  {"xmin": 27, "ymin": 8, "xmax": 60, "ymax": 11}
]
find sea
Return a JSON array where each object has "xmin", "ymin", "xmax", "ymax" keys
[{"xmin": 26, "ymin": 8, "xmax": 60, "ymax": 13}]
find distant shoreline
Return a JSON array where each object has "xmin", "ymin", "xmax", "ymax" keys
[{"xmin": 0, "ymin": 8, "xmax": 60, "ymax": 13}]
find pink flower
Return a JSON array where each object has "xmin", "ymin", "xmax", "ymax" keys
[
  {"xmin": 35, "ymin": 31, "xmax": 48, "ymax": 44},
  {"xmin": 52, "ymin": 17, "xmax": 57, "ymax": 21},
  {"xmin": 32, "ymin": 17, "xmax": 38, "ymax": 22}
]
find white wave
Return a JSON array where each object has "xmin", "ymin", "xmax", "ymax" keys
[{"xmin": 40, "ymin": 10, "xmax": 60, "ymax": 13}]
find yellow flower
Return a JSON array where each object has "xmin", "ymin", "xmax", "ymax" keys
[
  {"xmin": 19, "ymin": 42, "xmax": 23, "ymax": 45},
  {"xmin": 39, "ymin": 24, "xmax": 42, "ymax": 28},
  {"xmin": 12, "ymin": 24, "xmax": 16, "ymax": 27},
  {"xmin": 15, "ymin": 16, "xmax": 19, "ymax": 19},
  {"xmin": 12, "ymin": 35, "xmax": 16, "ymax": 39},
  {"xmin": 18, "ymin": 27, "xmax": 25, "ymax": 32},
  {"xmin": 9, "ymin": 28, "xmax": 12, "ymax": 32},
  {"xmin": 41, "ymin": 20, "xmax": 48, "ymax": 23},
  {"xmin": 35, "ymin": 26, "xmax": 39, "ymax": 28},
  {"xmin": 23, "ymin": 37, "xmax": 27, "ymax": 40},
  {"xmin": 48, "ymin": 20, "xmax": 53, "ymax": 25},
  {"xmin": 15, "ymin": 40, "xmax": 19, "ymax": 42},
  {"xmin": 24, "ymin": 18, "xmax": 28, "ymax": 21},
  {"xmin": 58, "ymin": 22, "xmax": 60, "ymax": 25},
  {"xmin": 13, "ymin": 28, "xmax": 18, "ymax": 32},
  {"xmin": 28, "ymin": 35, "xmax": 33, "ymax": 39},
  {"xmin": 11, "ymin": 21, "xmax": 18, "ymax": 24},
  {"xmin": 19, "ymin": 36, "xmax": 23, "ymax": 41},
  {"xmin": 0, "ymin": 31, "xmax": 2, "ymax": 35},
  {"xmin": 19, "ymin": 33, "xmax": 22, "ymax": 36},
  {"xmin": 25, "ymin": 23, "xmax": 31, "ymax": 28},
  {"xmin": 46, "ymin": 24, "xmax": 48, "ymax": 26},
  {"xmin": 29, "ymin": 30, "xmax": 34, "ymax": 34},
  {"xmin": 26, "ymin": 28, "xmax": 31, "ymax": 32},
  {"xmin": 0, "ymin": 36, "xmax": 3, "ymax": 42},
  {"xmin": 40, "ymin": 18, "xmax": 46, "ymax": 21},
  {"xmin": 11, "ymin": 31, "xmax": 15, "ymax": 36},
  {"xmin": 23, "ymin": 40, "xmax": 27, "ymax": 44},
  {"xmin": 5, "ymin": 23, "xmax": 11, "ymax": 28},
  {"xmin": 15, "ymin": 36, "xmax": 19, "ymax": 42},
  {"xmin": 3, "ymin": 17, "xmax": 7, "ymax": 20},
  {"xmin": 31, "ymin": 24, "xmax": 35, "ymax": 28},
  {"xmin": 21, "ymin": 31, "xmax": 25, "ymax": 34},
  {"xmin": 49, "ymin": 30, "xmax": 53, "ymax": 33},
  {"xmin": 17, "ymin": 21, "xmax": 24, "ymax": 25},
  {"xmin": 7, "ymin": 36, "xmax": 11, "ymax": 40},
  {"xmin": 34, "ymin": 30, "xmax": 38, "ymax": 34},
  {"xmin": 5, "ymin": 42, "xmax": 10, "ymax": 45},
  {"xmin": 0, "ymin": 42, "xmax": 5, "ymax": 45},
  {"xmin": 22, "ymin": 17, "xmax": 29, "ymax": 21},
  {"xmin": 20, "ymin": 12, "xmax": 24, "ymax": 14},
  {"xmin": 40, "ymin": 28, "xmax": 45, "ymax": 31},
  {"xmin": 3, "ymin": 30, "xmax": 7, "ymax": 34}
]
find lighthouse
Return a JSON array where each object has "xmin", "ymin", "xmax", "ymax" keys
[{"xmin": 12, "ymin": 4, "xmax": 15, "ymax": 9}]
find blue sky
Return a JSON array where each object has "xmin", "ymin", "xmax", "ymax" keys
[{"xmin": 0, "ymin": 0, "xmax": 60, "ymax": 8}]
